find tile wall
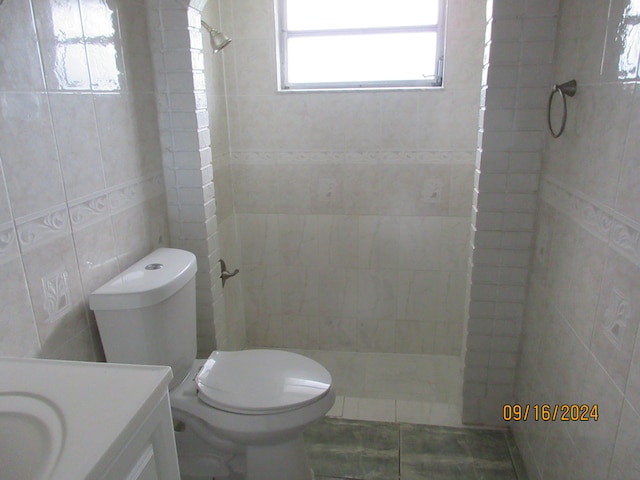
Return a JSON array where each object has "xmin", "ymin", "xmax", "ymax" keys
[
  {"xmin": 202, "ymin": 0, "xmax": 247, "ymax": 351},
  {"xmin": 0, "ymin": 0, "xmax": 169, "ymax": 358},
  {"xmin": 146, "ymin": 0, "xmax": 237, "ymax": 353},
  {"xmin": 218, "ymin": 0, "xmax": 485, "ymax": 355},
  {"xmin": 514, "ymin": 0, "xmax": 640, "ymax": 478},
  {"xmin": 463, "ymin": 0, "xmax": 559, "ymax": 425}
]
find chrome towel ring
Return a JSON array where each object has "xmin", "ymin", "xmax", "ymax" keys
[{"xmin": 548, "ymin": 79, "xmax": 577, "ymax": 138}]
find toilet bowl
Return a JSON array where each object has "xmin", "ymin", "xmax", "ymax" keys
[
  {"xmin": 172, "ymin": 355, "xmax": 335, "ymax": 479},
  {"xmin": 89, "ymin": 248, "xmax": 334, "ymax": 480}
]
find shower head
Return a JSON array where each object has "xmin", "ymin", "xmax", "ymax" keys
[{"xmin": 201, "ymin": 21, "xmax": 232, "ymax": 53}]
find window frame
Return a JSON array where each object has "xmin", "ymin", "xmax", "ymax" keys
[{"xmin": 275, "ymin": 0, "xmax": 446, "ymax": 92}]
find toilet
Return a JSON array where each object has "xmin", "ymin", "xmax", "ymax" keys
[{"xmin": 89, "ymin": 248, "xmax": 335, "ymax": 480}]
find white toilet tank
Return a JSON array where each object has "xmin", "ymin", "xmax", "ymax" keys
[{"xmin": 90, "ymin": 248, "xmax": 198, "ymax": 389}]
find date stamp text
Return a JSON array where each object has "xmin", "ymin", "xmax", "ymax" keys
[{"xmin": 503, "ymin": 404, "xmax": 599, "ymax": 421}]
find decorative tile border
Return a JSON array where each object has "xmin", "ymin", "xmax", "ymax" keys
[
  {"xmin": 12, "ymin": 172, "xmax": 167, "ymax": 251},
  {"xmin": 231, "ymin": 150, "xmax": 476, "ymax": 166},
  {"xmin": 69, "ymin": 172, "xmax": 166, "ymax": 230},
  {"xmin": 541, "ymin": 177, "xmax": 640, "ymax": 267},
  {"xmin": 109, "ymin": 183, "xmax": 144, "ymax": 214},
  {"xmin": 0, "ymin": 222, "xmax": 19, "ymax": 265},
  {"xmin": 69, "ymin": 194, "xmax": 109, "ymax": 228},
  {"xmin": 145, "ymin": 171, "xmax": 167, "ymax": 197},
  {"xmin": 15, "ymin": 205, "xmax": 71, "ymax": 252}
]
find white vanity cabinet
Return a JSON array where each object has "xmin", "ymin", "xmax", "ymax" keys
[
  {"xmin": 0, "ymin": 358, "xmax": 180, "ymax": 480},
  {"xmin": 96, "ymin": 392, "xmax": 179, "ymax": 480}
]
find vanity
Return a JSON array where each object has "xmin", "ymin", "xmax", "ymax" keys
[{"xmin": 0, "ymin": 357, "xmax": 180, "ymax": 480}]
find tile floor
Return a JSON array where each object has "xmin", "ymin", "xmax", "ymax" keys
[
  {"xmin": 289, "ymin": 350, "xmax": 528, "ymax": 479},
  {"xmin": 327, "ymin": 395, "xmax": 461, "ymax": 427},
  {"xmin": 304, "ymin": 418, "xmax": 528, "ymax": 480}
]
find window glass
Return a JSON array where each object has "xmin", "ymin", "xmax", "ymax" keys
[
  {"xmin": 287, "ymin": 33, "xmax": 438, "ymax": 85},
  {"xmin": 277, "ymin": 0, "xmax": 445, "ymax": 90},
  {"xmin": 286, "ymin": 0, "xmax": 439, "ymax": 30}
]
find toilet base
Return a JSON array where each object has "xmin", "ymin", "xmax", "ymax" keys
[
  {"xmin": 177, "ymin": 433, "xmax": 315, "ymax": 480},
  {"xmin": 170, "ymin": 359, "xmax": 335, "ymax": 480},
  {"xmin": 245, "ymin": 433, "xmax": 312, "ymax": 480}
]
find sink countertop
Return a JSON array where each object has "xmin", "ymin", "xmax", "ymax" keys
[{"xmin": 0, "ymin": 357, "xmax": 173, "ymax": 479}]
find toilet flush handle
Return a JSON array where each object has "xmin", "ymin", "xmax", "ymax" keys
[{"xmin": 219, "ymin": 259, "xmax": 239, "ymax": 287}]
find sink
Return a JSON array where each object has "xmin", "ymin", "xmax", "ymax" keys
[
  {"xmin": 0, "ymin": 393, "xmax": 65, "ymax": 480},
  {"xmin": 0, "ymin": 357, "xmax": 177, "ymax": 479}
]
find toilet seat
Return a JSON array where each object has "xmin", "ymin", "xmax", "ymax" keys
[{"xmin": 196, "ymin": 350, "xmax": 332, "ymax": 415}]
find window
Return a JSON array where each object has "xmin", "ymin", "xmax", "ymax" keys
[{"xmin": 276, "ymin": 0, "xmax": 445, "ymax": 91}]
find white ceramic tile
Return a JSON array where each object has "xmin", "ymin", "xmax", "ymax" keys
[
  {"xmin": 303, "ymin": 350, "xmax": 367, "ymax": 397},
  {"xmin": 325, "ymin": 395, "xmax": 344, "ymax": 418},
  {"xmin": 229, "ymin": 38, "xmax": 277, "ymax": 96},
  {"xmin": 609, "ymin": 401, "xmax": 640, "ymax": 479},
  {"xmin": 41, "ymin": 323, "xmax": 97, "ymax": 361},
  {"xmin": 316, "ymin": 316, "xmax": 358, "ymax": 352},
  {"xmin": 356, "ymin": 318, "xmax": 395, "ymax": 353},
  {"xmin": 337, "ymin": 165, "xmax": 375, "ymax": 215},
  {"xmin": 0, "ymin": 93, "xmax": 66, "ymax": 218},
  {"xmin": 49, "ymin": 94, "xmax": 106, "ymax": 200},
  {"xmin": 276, "ymin": 164, "xmax": 320, "ymax": 214},
  {"xmin": 279, "ymin": 266, "xmax": 319, "ymax": 316},
  {"xmin": 416, "ymin": 88, "xmax": 482, "ymax": 150},
  {"xmin": 356, "ymin": 268, "xmax": 398, "ymax": 321},
  {"xmin": 93, "ymin": 93, "xmax": 142, "ymax": 186},
  {"xmin": 571, "ymin": 354, "xmax": 624, "ymax": 480},
  {"xmin": 0, "ymin": 162, "xmax": 11, "ymax": 225},
  {"xmin": 396, "ymin": 270, "xmax": 443, "ymax": 322},
  {"xmin": 237, "ymin": 213, "xmax": 279, "ymax": 266},
  {"xmin": 277, "ymin": 214, "xmax": 320, "ymax": 267},
  {"xmin": 231, "ymin": 164, "xmax": 279, "ymax": 213},
  {"xmin": 396, "ymin": 217, "xmax": 444, "ymax": 270},
  {"xmin": 396, "ymin": 400, "xmax": 461, "ymax": 427},
  {"xmin": 0, "ymin": 0, "xmax": 45, "ymax": 91},
  {"xmin": 316, "ymin": 267, "xmax": 358, "ymax": 319},
  {"xmin": 73, "ymin": 216, "xmax": 121, "ymax": 296},
  {"xmin": 591, "ymin": 248, "xmax": 640, "ymax": 391},
  {"xmin": 111, "ymin": 204, "xmax": 150, "ymax": 269},
  {"xmin": 320, "ymin": 215, "xmax": 358, "ymax": 268},
  {"xmin": 21, "ymin": 233, "xmax": 87, "ymax": 347},
  {"xmin": 0, "ymin": 258, "xmax": 40, "ymax": 356},
  {"xmin": 241, "ymin": 264, "xmax": 282, "ymax": 315},
  {"xmin": 447, "ymin": 0, "xmax": 487, "ymax": 33},
  {"xmin": 342, "ymin": 397, "xmax": 396, "ymax": 423},
  {"xmin": 363, "ymin": 353, "xmax": 431, "ymax": 399}
]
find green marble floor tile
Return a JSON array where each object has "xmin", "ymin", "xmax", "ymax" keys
[
  {"xmin": 314, "ymin": 477, "xmax": 354, "ymax": 480},
  {"xmin": 305, "ymin": 418, "xmax": 523, "ymax": 480},
  {"xmin": 400, "ymin": 459, "xmax": 477, "ymax": 480},
  {"xmin": 400, "ymin": 424, "xmax": 517, "ymax": 480},
  {"xmin": 305, "ymin": 418, "xmax": 399, "ymax": 480},
  {"xmin": 505, "ymin": 429, "xmax": 529, "ymax": 480}
]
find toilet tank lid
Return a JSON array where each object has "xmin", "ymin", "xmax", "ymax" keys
[{"xmin": 89, "ymin": 248, "xmax": 197, "ymax": 310}]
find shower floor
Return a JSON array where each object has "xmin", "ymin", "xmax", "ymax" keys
[{"xmin": 287, "ymin": 349, "xmax": 463, "ymax": 427}]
